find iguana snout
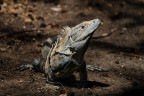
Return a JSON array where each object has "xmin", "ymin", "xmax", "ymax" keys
[{"xmin": 70, "ymin": 19, "xmax": 101, "ymax": 42}]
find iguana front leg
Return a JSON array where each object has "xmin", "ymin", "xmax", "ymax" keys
[
  {"xmin": 76, "ymin": 61, "xmax": 89, "ymax": 87},
  {"xmin": 19, "ymin": 39, "xmax": 52, "ymax": 72},
  {"xmin": 19, "ymin": 59, "xmax": 44, "ymax": 72},
  {"xmin": 45, "ymin": 67, "xmax": 58, "ymax": 83},
  {"xmin": 79, "ymin": 61, "xmax": 87, "ymax": 82}
]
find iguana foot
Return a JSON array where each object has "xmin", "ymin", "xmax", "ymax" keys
[
  {"xmin": 46, "ymin": 73, "xmax": 56, "ymax": 83},
  {"xmin": 19, "ymin": 64, "xmax": 33, "ymax": 71},
  {"xmin": 86, "ymin": 64, "xmax": 108, "ymax": 72},
  {"xmin": 45, "ymin": 68, "xmax": 60, "ymax": 85},
  {"xmin": 45, "ymin": 84, "xmax": 60, "ymax": 91},
  {"xmin": 46, "ymin": 77, "xmax": 63, "ymax": 86},
  {"xmin": 19, "ymin": 59, "xmax": 44, "ymax": 72}
]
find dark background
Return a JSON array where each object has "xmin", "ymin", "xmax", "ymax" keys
[{"xmin": 0, "ymin": 0, "xmax": 144, "ymax": 96}]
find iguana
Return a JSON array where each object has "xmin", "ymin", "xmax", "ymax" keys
[{"xmin": 20, "ymin": 19, "xmax": 102, "ymax": 85}]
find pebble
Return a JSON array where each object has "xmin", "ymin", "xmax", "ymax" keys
[{"xmin": 51, "ymin": 6, "xmax": 62, "ymax": 12}]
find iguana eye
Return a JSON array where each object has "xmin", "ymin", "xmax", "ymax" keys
[{"xmin": 81, "ymin": 26, "xmax": 85, "ymax": 29}]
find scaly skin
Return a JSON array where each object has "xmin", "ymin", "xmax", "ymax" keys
[{"xmin": 20, "ymin": 19, "xmax": 101, "ymax": 85}]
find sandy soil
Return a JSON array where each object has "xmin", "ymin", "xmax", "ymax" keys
[{"xmin": 0, "ymin": 0, "xmax": 144, "ymax": 96}]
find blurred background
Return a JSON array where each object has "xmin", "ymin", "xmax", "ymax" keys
[{"xmin": 0, "ymin": 0, "xmax": 144, "ymax": 96}]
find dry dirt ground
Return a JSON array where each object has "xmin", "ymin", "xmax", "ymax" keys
[{"xmin": 0, "ymin": 0, "xmax": 144, "ymax": 96}]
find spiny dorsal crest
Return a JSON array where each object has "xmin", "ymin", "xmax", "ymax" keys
[{"xmin": 60, "ymin": 26, "xmax": 71, "ymax": 38}]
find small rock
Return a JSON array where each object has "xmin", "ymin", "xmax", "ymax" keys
[
  {"xmin": 122, "ymin": 27, "xmax": 127, "ymax": 31},
  {"xmin": 0, "ymin": 48, "xmax": 6, "ymax": 52},
  {"xmin": 51, "ymin": 6, "xmax": 62, "ymax": 12},
  {"xmin": 9, "ymin": 7, "xmax": 17, "ymax": 14},
  {"xmin": 19, "ymin": 79, "xmax": 24, "ymax": 83},
  {"xmin": 45, "ymin": 84, "xmax": 60, "ymax": 91},
  {"xmin": 59, "ymin": 93, "xmax": 67, "ymax": 96},
  {"xmin": 24, "ymin": 17, "xmax": 32, "ymax": 23}
]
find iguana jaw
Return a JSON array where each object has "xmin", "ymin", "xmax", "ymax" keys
[{"xmin": 70, "ymin": 19, "xmax": 101, "ymax": 42}]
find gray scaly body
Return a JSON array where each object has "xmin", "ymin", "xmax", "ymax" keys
[{"xmin": 20, "ymin": 19, "xmax": 101, "ymax": 84}]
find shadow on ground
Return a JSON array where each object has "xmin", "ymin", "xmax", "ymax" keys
[
  {"xmin": 90, "ymin": 40, "xmax": 144, "ymax": 55},
  {"xmin": 61, "ymin": 80, "xmax": 110, "ymax": 88},
  {"xmin": 111, "ymin": 87, "xmax": 144, "ymax": 96}
]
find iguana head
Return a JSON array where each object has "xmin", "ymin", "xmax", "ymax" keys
[
  {"xmin": 70, "ymin": 19, "xmax": 101, "ymax": 42},
  {"xmin": 58, "ymin": 19, "xmax": 101, "ymax": 55}
]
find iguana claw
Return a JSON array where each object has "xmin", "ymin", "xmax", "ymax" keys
[
  {"xmin": 19, "ymin": 64, "xmax": 33, "ymax": 71},
  {"xmin": 19, "ymin": 59, "xmax": 44, "ymax": 72},
  {"xmin": 86, "ymin": 64, "xmax": 108, "ymax": 72}
]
